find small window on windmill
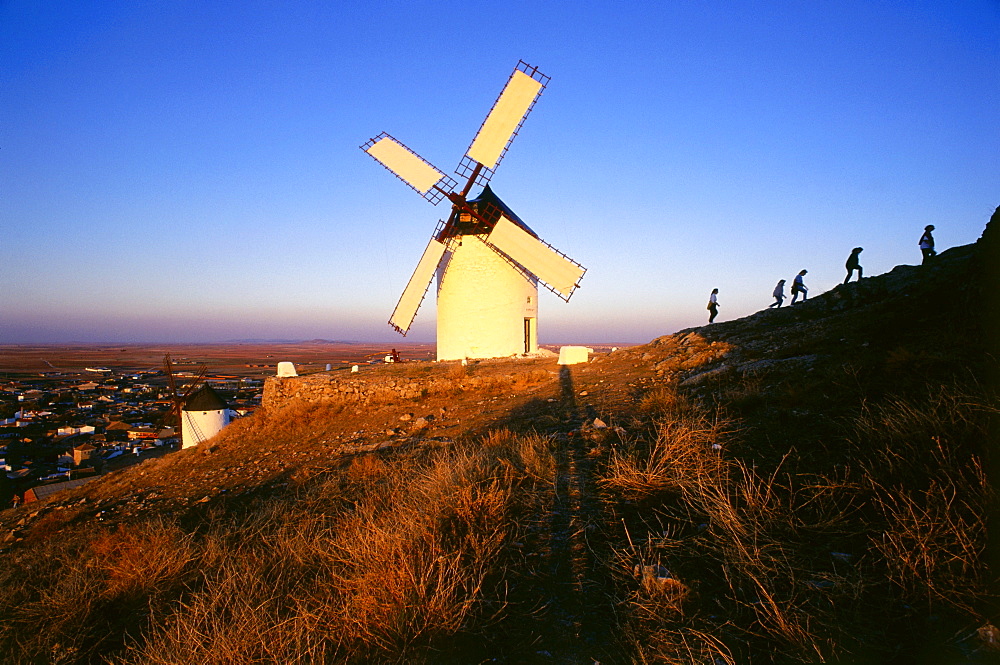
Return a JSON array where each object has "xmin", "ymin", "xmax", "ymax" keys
[{"xmin": 456, "ymin": 211, "xmax": 476, "ymax": 235}]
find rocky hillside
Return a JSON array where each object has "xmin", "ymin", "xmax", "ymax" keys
[{"xmin": 0, "ymin": 210, "xmax": 996, "ymax": 664}]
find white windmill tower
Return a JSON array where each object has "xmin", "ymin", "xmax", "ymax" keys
[
  {"xmin": 162, "ymin": 353, "xmax": 231, "ymax": 450},
  {"xmin": 180, "ymin": 384, "xmax": 230, "ymax": 449},
  {"xmin": 362, "ymin": 61, "xmax": 585, "ymax": 361}
]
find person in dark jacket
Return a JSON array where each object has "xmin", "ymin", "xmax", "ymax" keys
[
  {"xmin": 844, "ymin": 247, "xmax": 863, "ymax": 284},
  {"xmin": 791, "ymin": 270, "xmax": 808, "ymax": 304},
  {"xmin": 919, "ymin": 225, "xmax": 936, "ymax": 264}
]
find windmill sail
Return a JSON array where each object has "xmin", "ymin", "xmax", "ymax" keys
[
  {"xmin": 363, "ymin": 134, "xmax": 455, "ymax": 204},
  {"xmin": 162, "ymin": 354, "xmax": 206, "ymax": 429},
  {"xmin": 486, "ymin": 216, "xmax": 585, "ymax": 300},
  {"xmin": 466, "ymin": 67, "xmax": 545, "ymax": 171},
  {"xmin": 388, "ymin": 235, "xmax": 449, "ymax": 334}
]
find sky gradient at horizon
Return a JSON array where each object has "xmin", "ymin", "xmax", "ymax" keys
[{"xmin": 2, "ymin": 1, "xmax": 997, "ymax": 344}]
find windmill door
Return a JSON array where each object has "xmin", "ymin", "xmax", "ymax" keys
[{"xmin": 524, "ymin": 318, "xmax": 535, "ymax": 354}]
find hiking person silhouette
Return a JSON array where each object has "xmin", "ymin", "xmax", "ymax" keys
[
  {"xmin": 844, "ymin": 247, "xmax": 863, "ymax": 284},
  {"xmin": 790, "ymin": 270, "xmax": 808, "ymax": 304},
  {"xmin": 707, "ymin": 288, "xmax": 720, "ymax": 323},
  {"xmin": 919, "ymin": 225, "xmax": 936, "ymax": 264},
  {"xmin": 769, "ymin": 279, "xmax": 786, "ymax": 308}
]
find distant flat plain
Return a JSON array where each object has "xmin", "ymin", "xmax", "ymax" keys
[
  {"xmin": 0, "ymin": 341, "xmax": 632, "ymax": 380},
  {"xmin": 0, "ymin": 342, "xmax": 438, "ymax": 379}
]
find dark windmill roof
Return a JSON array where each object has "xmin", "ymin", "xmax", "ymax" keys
[
  {"xmin": 466, "ymin": 185, "xmax": 538, "ymax": 238},
  {"xmin": 183, "ymin": 384, "xmax": 228, "ymax": 412}
]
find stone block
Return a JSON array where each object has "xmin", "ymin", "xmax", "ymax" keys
[{"xmin": 558, "ymin": 346, "xmax": 590, "ymax": 365}]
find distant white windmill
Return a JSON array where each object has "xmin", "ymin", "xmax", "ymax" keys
[
  {"xmin": 181, "ymin": 384, "xmax": 230, "ymax": 449},
  {"xmin": 362, "ymin": 61, "xmax": 585, "ymax": 361},
  {"xmin": 161, "ymin": 354, "xmax": 230, "ymax": 448}
]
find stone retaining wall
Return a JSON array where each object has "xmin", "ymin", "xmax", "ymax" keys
[{"xmin": 262, "ymin": 368, "xmax": 551, "ymax": 411}]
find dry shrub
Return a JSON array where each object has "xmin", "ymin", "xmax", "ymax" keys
[
  {"xmin": 615, "ymin": 384, "xmax": 998, "ymax": 663},
  {"xmin": 345, "ymin": 452, "xmax": 388, "ymax": 484},
  {"xmin": 853, "ymin": 386, "xmax": 996, "ymax": 614},
  {"xmin": 638, "ymin": 385, "xmax": 692, "ymax": 418},
  {"xmin": 853, "ymin": 386, "xmax": 992, "ymax": 482},
  {"xmin": 516, "ymin": 433, "xmax": 556, "ymax": 484},
  {"xmin": 252, "ymin": 400, "xmax": 345, "ymax": 445},
  {"xmin": 0, "ymin": 518, "xmax": 198, "ymax": 664},
  {"xmin": 123, "ymin": 534, "xmax": 331, "ymax": 665},
  {"xmin": 331, "ymin": 518, "xmax": 489, "ymax": 650},
  {"xmin": 874, "ymin": 475, "xmax": 986, "ymax": 613},
  {"xmin": 5, "ymin": 560, "xmax": 103, "ymax": 659},
  {"xmin": 600, "ymin": 416, "xmax": 726, "ymax": 502},
  {"xmin": 324, "ymin": 445, "xmax": 516, "ymax": 654},
  {"xmin": 510, "ymin": 368, "xmax": 551, "ymax": 387},
  {"xmin": 622, "ymin": 552, "xmax": 692, "ymax": 620},
  {"xmin": 418, "ymin": 449, "xmax": 512, "ymax": 556},
  {"xmin": 884, "ymin": 345, "xmax": 919, "ymax": 374},
  {"xmin": 882, "ymin": 345, "xmax": 952, "ymax": 382},
  {"xmin": 20, "ymin": 508, "xmax": 80, "ymax": 544},
  {"xmin": 701, "ymin": 462, "xmax": 841, "ymax": 659},
  {"xmin": 719, "ymin": 373, "xmax": 767, "ymax": 413},
  {"xmin": 643, "ymin": 575, "xmax": 690, "ymax": 609},
  {"xmin": 622, "ymin": 572, "xmax": 708, "ymax": 664},
  {"xmin": 482, "ymin": 429, "xmax": 555, "ymax": 484},
  {"xmin": 477, "ymin": 369, "xmax": 551, "ymax": 397},
  {"xmin": 88, "ymin": 519, "xmax": 196, "ymax": 598}
]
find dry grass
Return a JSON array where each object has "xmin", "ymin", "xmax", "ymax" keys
[
  {"xmin": 605, "ymin": 436, "xmax": 840, "ymax": 661},
  {"xmin": 87, "ymin": 520, "xmax": 197, "ymax": 598},
  {"xmin": 598, "ymin": 381, "xmax": 996, "ymax": 663},
  {"xmin": 637, "ymin": 385, "xmax": 693, "ymax": 419},
  {"xmin": 2, "ymin": 374, "xmax": 990, "ymax": 664},
  {"xmin": 344, "ymin": 451, "xmax": 387, "ymax": 484},
  {"xmin": 0, "ymin": 518, "xmax": 199, "ymax": 662},
  {"xmin": 0, "ymin": 426, "xmax": 556, "ymax": 664},
  {"xmin": 599, "ymin": 414, "xmax": 727, "ymax": 502},
  {"xmin": 632, "ymin": 627, "xmax": 734, "ymax": 665},
  {"xmin": 852, "ymin": 387, "xmax": 996, "ymax": 615}
]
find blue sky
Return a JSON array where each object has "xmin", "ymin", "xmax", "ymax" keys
[{"xmin": 2, "ymin": 1, "xmax": 997, "ymax": 344}]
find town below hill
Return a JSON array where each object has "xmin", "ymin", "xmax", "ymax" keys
[
  {"xmin": 0, "ymin": 367, "xmax": 263, "ymax": 507},
  {"xmin": 0, "ymin": 342, "xmax": 440, "ymax": 507}
]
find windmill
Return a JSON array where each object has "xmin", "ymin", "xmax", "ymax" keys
[
  {"xmin": 362, "ymin": 61, "xmax": 585, "ymax": 361},
  {"xmin": 179, "ymin": 383, "xmax": 230, "ymax": 449},
  {"xmin": 161, "ymin": 353, "xmax": 227, "ymax": 448},
  {"xmin": 162, "ymin": 353, "xmax": 206, "ymax": 434}
]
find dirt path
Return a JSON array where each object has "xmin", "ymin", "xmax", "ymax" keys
[{"xmin": 502, "ymin": 372, "xmax": 627, "ymax": 664}]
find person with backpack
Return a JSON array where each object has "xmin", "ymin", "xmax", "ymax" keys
[
  {"xmin": 844, "ymin": 247, "xmax": 863, "ymax": 284},
  {"xmin": 707, "ymin": 288, "xmax": 720, "ymax": 323},
  {"xmin": 919, "ymin": 225, "xmax": 936, "ymax": 264},
  {"xmin": 791, "ymin": 270, "xmax": 808, "ymax": 304}
]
